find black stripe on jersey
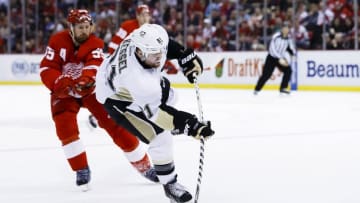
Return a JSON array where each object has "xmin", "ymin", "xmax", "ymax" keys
[{"xmin": 108, "ymin": 65, "xmax": 116, "ymax": 91}]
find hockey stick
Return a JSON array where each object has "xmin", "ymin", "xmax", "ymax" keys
[{"xmin": 193, "ymin": 76, "xmax": 206, "ymax": 203}]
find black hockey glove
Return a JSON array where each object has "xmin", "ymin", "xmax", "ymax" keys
[
  {"xmin": 184, "ymin": 116, "xmax": 214, "ymax": 140},
  {"xmin": 178, "ymin": 48, "xmax": 203, "ymax": 83}
]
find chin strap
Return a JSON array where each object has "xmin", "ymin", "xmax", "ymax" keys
[{"xmin": 69, "ymin": 25, "xmax": 80, "ymax": 47}]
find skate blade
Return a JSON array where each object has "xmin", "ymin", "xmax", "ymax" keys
[
  {"xmin": 279, "ymin": 92, "xmax": 291, "ymax": 97},
  {"xmin": 169, "ymin": 199, "xmax": 191, "ymax": 203},
  {"xmin": 79, "ymin": 184, "xmax": 91, "ymax": 192}
]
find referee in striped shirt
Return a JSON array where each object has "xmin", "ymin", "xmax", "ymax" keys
[{"xmin": 254, "ymin": 21, "xmax": 296, "ymax": 95}]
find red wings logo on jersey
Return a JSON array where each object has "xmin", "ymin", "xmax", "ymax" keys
[{"xmin": 62, "ymin": 62, "xmax": 84, "ymax": 79}]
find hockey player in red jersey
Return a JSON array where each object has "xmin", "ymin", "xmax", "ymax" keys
[
  {"xmin": 108, "ymin": 4, "xmax": 151, "ymax": 55},
  {"xmin": 39, "ymin": 9, "xmax": 158, "ymax": 191}
]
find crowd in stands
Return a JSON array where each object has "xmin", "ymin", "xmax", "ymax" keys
[{"xmin": 0, "ymin": 0, "xmax": 358, "ymax": 54}]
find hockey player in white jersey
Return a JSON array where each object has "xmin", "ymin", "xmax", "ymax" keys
[{"xmin": 95, "ymin": 23, "xmax": 214, "ymax": 202}]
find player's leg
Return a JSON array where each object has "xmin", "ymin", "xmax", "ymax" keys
[
  {"xmin": 50, "ymin": 96, "xmax": 90, "ymax": 189},
  {"xmin": 254, "ymin": 54, "xmax": 277, "ymax": 94},
  {"xmin": 83, "ymin": 94, "xmax": 158, "ymax": 182},
  {"xmin": 278, "ymin": 64, "xmax": 292, "ymax": 94},
  {"xmin": 148, "ymin": 131, "xmax": 193, "ymax": 203},
  {"xmin": 103, "ymin": 98, "xmax": 192, "ymax": 202}
]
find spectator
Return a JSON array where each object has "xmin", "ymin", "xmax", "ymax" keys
[
  {"xmin": 0, "ymin": 0, "xmax": 8, "ymax": 14},
  {"xmin": 301, "ymin": 3, "xmax": 324, "ymax": 49},
  {"xmin": 326, "ymin": 27, "xmax": 342, "ymax": 49},
  {"xmin": 291, "ymin": 20, "xmax": 310, "ymax": 49},
  {"xmin": 202, "ymin": 18, "xmax": 215, "ymax": 41},
  {"xmin": 1, "ymin": 1, "xmax": 360, "ymax": 53},
  {"xmin": 0, "ymin": 36, "xmax": 5, "ymax": 53}
]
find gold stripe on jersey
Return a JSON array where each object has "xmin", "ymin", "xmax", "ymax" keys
[
  {"xmin": 153, "ymin": 109, "xmax": 175, "ymax": 130},
  {"xmin": 110, "ymin": 87, "xmax": 133, "ymax": 102},
  {"xmin": 124, "ymin": 111, "xmax": 156, "ymax": 142}
]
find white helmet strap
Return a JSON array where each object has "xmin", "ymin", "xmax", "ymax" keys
[{"xmin": 136, "ymin": 47, "xmax": 147, "ymax": 61}]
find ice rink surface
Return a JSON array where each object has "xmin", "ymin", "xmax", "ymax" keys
[{"xmin": 1, "ymin": 85, "xmax": 360, "ymax": 203}]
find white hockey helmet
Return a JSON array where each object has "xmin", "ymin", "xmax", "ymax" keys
[{"xmin": 131, "ymin": 23, "xmax": 169, "ymax": 59}]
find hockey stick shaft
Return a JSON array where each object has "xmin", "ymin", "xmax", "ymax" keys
[{"xmin": 193, "ymin": 77, "xmax": 206, "ymax": 203}]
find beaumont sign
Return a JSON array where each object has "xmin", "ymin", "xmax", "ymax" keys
[{"xmin": 307, "ymin": 60, "xmax": 360, "ymax": 78}]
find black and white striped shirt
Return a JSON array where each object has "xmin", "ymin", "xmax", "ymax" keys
[{"xmin": 268, "ymin": 32, "xmax": 296, "ymax": 59}]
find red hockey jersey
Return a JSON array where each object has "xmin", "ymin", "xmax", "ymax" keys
[
  {"xmin": 108, "ymin": 19, "xmax": 139, "ymax": 54},
  {"xmin": 40, "ymin": 30, "xmax": 104, "ymax": 93}
]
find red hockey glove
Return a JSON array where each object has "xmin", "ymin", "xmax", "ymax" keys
[
  {"xmin": 74, "ymin": 76, "xmax": 95, "ymax": 96},
  {"xmin": 178, "ymin": 48, "xmax": 203, "ymax": 83},
  {"xmin": 53, "ymin": 75, "xmax": 74, "ymax": 98}
]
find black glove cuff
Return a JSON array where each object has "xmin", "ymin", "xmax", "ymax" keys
[
  {"xmin": 160, "ymin": 76, "xmax": 171, "ymax": 104},
  {"xmin": 159, "ymin": 104, "xmax": 195, "ymax": 134}
]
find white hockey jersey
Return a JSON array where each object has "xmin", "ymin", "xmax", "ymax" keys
[{"xmin": 95, "ymin": 38, "xmax": 168, "ymax": 115}]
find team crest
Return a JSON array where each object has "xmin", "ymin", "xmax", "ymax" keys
[{"xmin": 156, "ymin": 37, "xmax": 163, "ymax": 45}]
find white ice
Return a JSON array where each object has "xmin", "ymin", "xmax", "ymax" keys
[{"xmin": 1, "ymin": 85, "xmax": 360, "ymax": 203}]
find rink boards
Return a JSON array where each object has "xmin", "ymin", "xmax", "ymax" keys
[{"xmin": 0, "ymin": 51, "xmax": 359, "ymax": 91}]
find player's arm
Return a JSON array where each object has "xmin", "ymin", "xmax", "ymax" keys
[
  {"xmin": 107, "ymin": 95, "xmax": 214, "ymax": 141},
  {"xmin": 287, "ymin": 38, "xmax": 296, "ymax": 56},
  {"xmin": 154, "ymin": 104, "xmax": 214, "ymax": 140},
  {"xmin": 108, "ymin": 23, "xmax": 129, "ymax": 55},
  {"xmin": 39, "ymin": 36, "xmax": 64, "ymax": 91},
  {"xmin": 167, "ymin": 39, "xmax": 185, "ymax": 60},
  {"xmin": 75, "ymin": 36, "xmax": 104, "ymax": 96}
]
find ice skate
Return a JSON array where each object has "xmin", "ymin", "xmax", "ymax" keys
[
  {"xmin": 142, "ymin": 167, "xmax": 159, "ymax": 183},
  {"xmin": 280, "ymin": 88, "xmax": 290, "ymax": 96},
  {"xmin": 131, "ymin": 155, "xmax": 159, "ymax": 183},
  {"xmin": 163, "ymin": 179, "xmax": 192, "ymax": 203},
  {"xmin": 76, "ymin": 167, "xmax": 91, "ymax": 192}
]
